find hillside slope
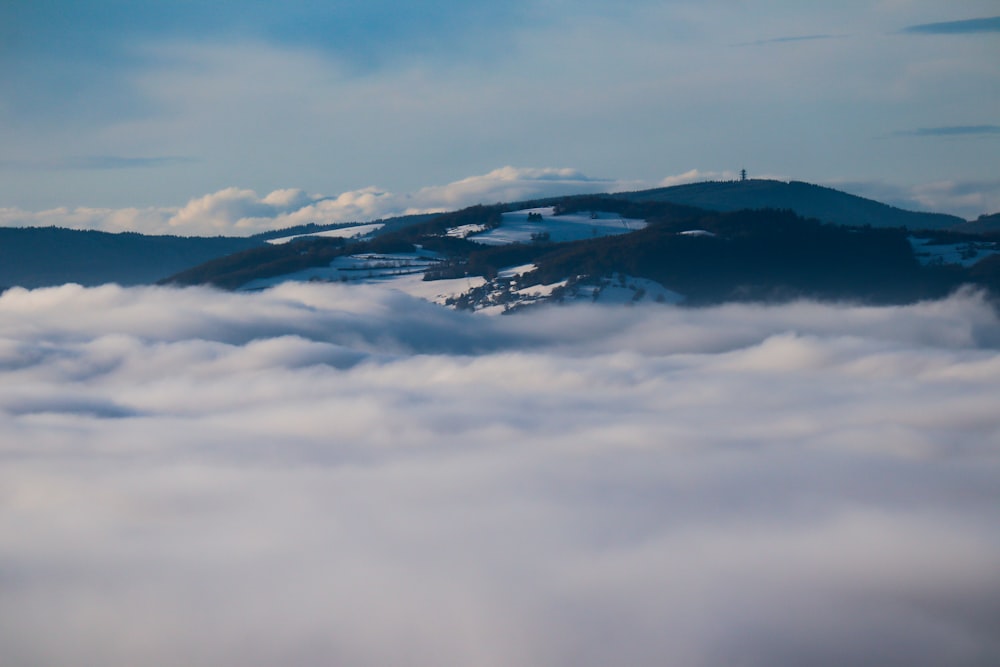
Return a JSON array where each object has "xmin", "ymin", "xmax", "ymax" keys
[
  {"xmin": 165, "ymin": 197, "xmax": 1000, "ymax": 309},
  {"xmin": 520, "ymin": 208, "xmax": 965, "ymax": 305},
  {"xmin": 617, "ymin": 179, "xmax": 963, "ymax": 229}
]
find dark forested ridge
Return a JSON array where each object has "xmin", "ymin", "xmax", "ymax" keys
[
  {"xmin": 166, "ymin": 236, "xmax": 350, "ymax": 289},
  {"xmin": 0, "ymin": 213, "xmax": 442, "ymax": 290},
  {"xmin": 0, "ymin": 227, "xmax": 263, "ymax": 289},
  {"xmin": 524, "ymin": 208, "xmax": 965, "ymax": 304}
]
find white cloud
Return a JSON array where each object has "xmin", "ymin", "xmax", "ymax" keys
[
  {"xmin": 0, "ymin": 205, "xmax": 175, "ymax": 234},
  {"xmin": 910, "ymin": 179, "xmax": 1000, "ymax": 219},
  {"xmin": 830, "ymin": 178, "xmax": 1000, "ymax": 219},
  {"xmin": 164, "ymin": 186, "xmax": 404, "ymax": 235},
  {"xmin": 1, "ymin": 283, "xmax": 998, "ymax": 666},
  {"xmin": 656, "ymin": 168, "xmax": 740, "ymax": 187},
  {"xmin": 0, "ymin": 167, "xmax": 625, "ymax": 236},
  {"xmin": 167, "ymin": 187, "xmax": 278, "ymax": 233},
  {"xmin": 400, "ymin": 166, "xmax": 613, "ymax": 210}
]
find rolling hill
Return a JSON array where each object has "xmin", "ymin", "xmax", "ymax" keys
[
  {"xmin": 616, "ymin": 179, "xmax": 964, "ymax": 229},
  {"xmin": 163, "ymin": 195, "xmax": 1000, "ymax": 310}
]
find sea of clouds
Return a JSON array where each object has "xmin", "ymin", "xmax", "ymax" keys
[{"xmin": 2, "ymin": 282, "xmax": 999, "ymax": 666}]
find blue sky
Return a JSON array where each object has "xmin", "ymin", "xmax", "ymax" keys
[{"xmin": 1, "ymin": 0, "xmax": 998, "ymax": 230}]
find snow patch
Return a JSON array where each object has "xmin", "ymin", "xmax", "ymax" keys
[
  {"xmin": 266, "ymin": 223, "xmax": 385, "ymax": 245},
  {"xmin": 240, "ymin": 251, "xmax": 442, "ymax": 291},
  {"xmin": 908, "ymin": 236, "xmax": 998, "ymax": 267},
  {"xmin": 446, "ymin": 223, "xmax": 490, "ymax": 239},
  {"xmin": 469, "ymin": 207, "xmax": 646, "ymax": 245},
  {"xmin": 515, "ymin": 279, "xmax": 568, "ymax": 298},
  {"xmin": 380, "ymin": 274, "xmax": 487, "ymax": 305},
  {"xmin": 497, "ymin": 263, "xmax": 538, "ymax": 278}
]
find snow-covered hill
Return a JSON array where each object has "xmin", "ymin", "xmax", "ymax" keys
[
  {"xmin": 238, "ymin": 208, "xmax": 662, "ymax": 311},
  {"xmin": 236, "ymin": 208, "xmax": 675, "ymax": 312}
]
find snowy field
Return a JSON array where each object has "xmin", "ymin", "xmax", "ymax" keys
[
  {"xmin": 241, "ymin": 251, "xmax": 442, "ymax": 290},
  {"xmin": 241, "ymin": 209, "xmax": 655, "ymax": 309},
  {"xmin": 266, "ymin": 222, "xmax": 385, "ymax": 245},
  {"xmin": 909, "ymin": 236, "xmax": 999, "ymax": 267},
  {"xmin": 465, "ymin": 207, "xmax": 646, "ymax": 245},
  {"xmin": 241, "ymin": 251, "xmax": 486, "ymax": 305}
]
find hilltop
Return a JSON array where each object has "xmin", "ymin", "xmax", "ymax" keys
[{"xmin": 616, "ymin": 179, "xmax": 963, "ymax": 229}]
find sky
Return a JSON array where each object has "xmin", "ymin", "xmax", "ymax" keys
[
  {"xmin": 1, "ymin": 283, "xmax": 999, "ymax": 665},
  {"xmin": 0, "ymin": 0, "xmax": 998, "ymax": 232}
]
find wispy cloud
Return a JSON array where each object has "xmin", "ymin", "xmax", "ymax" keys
[
  {"xmin": 901, "ymin": 16, "xmax": 1000, "ymax": 35},
  {"xmin": 737, "ymin": 34, "xmax": 843, "ymax": 47},
  {"xmin": 0, "ymin": 0, "xmax": 537, "ymax": 68},
  {"xmin": 1, "ymin": 284, "xmax": 999, "ymax": 665},
  {"xmin": 895, "ymin": 125, "xmax": 1000, "ymax": 137}
]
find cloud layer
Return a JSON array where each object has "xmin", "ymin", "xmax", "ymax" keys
[
  {"xmin": 1, "ymin": 282, "xmax": 999, "ymax": 666},
  {"xmin": 896, "ymin": 125, "xmax": 1000, "ymax": 137},
  {"xmin": 837, "ymin": 177, "xmax": 1000, "ymax": 220},
  {"xmin": 901, "ymin": 16, "xmax": 1000, "ymax": 35}
]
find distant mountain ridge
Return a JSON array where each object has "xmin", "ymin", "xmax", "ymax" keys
[
  {"xmin": 616, "ymin": 179, "xmax": 963, "ymax": 229},
  {"xmin": 164, "ymin": 194, "xmax": 1000, "ymax": 309},
  {"xmin": 0, "ymin": 179, "xmax": 985, "ymax": 291},
  {"xmin": 952, "ymin": 212, "xmax": 1000, "ymax": 234},
  {"xmin": 0, "ymin": 227, "xmax": 262, "ymax": 289}
]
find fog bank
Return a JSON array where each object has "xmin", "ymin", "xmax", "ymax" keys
[{"xmin": 1, "ymin": 283, "xmax": 999, "ymax": 666}]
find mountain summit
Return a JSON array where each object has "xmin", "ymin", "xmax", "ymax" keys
[{"xmin": 617, "ymin": 179, "xmax": 963, "ymax": 229}]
